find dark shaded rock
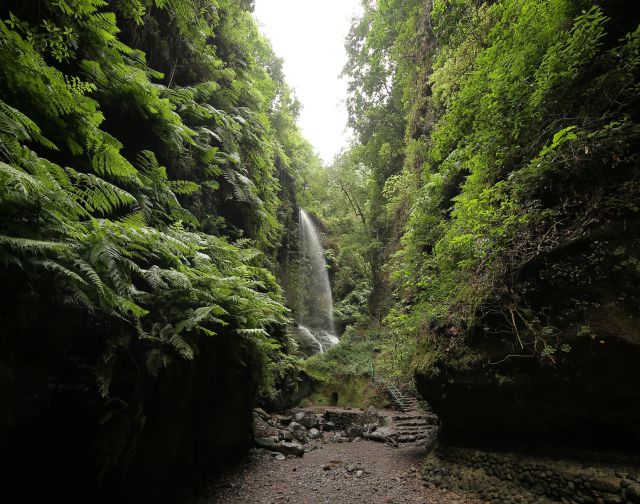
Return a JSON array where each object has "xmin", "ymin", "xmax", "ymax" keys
[
  {"xmin": 344, "ymin": 424, "xmax": 364, "ymax": 439},
  {"xmin": 254, "ymin": 437, "xmax": 304, "ymax": 457},
  {"xmin": 323, "ymin": 421, "xmax": 336, "ymax": 431},
  {"xmin": 252, "ymin": 410, "xmax": 278, "ymax": 438},
  {"xmin": 323, "ymin": 410, "xmax": 364, "ymax": 430},
  {"xmin": 626, "ymin": 483, "xmax": 640, "ymax": 502},
  {"xmin": 416, "ymin": 335, "xmax": 640, "ymax": 450},
  {"xmin": 253, "ymin": 407, "xmax": 270, "ymax": 420},
  {"xmin": 287, "ymin": 421, "xmax": 307, "ymax": 442},
  {"xmin": 591, "ymin": 476, "xmax": 621, "ymax": 494},
  {"xmin": 293, "ymin": 410, "xmax": 319, "ymax": 429}
]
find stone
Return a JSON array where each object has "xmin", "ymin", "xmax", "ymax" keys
[
  {"xmin": 323, "ymin": 410, "xmax": 365, "ymax": 430},
  {"xmin": 308, "ymin": 428, "xmax": 321, "ymax": 439},
  {"xmin": 344, "ymin": 424, "xmax": 364, "ymax": 439},
  {"xmin": 591, "ymin": 476, "xmax": 621, "ymax": 494},
  {"xmin": 626, "ymin": 483, "xmax": 640, "ymax": 502},
  {"xmin": 252, "ymin": 409, "xmax": 278, "ymax": 438},
  {"xmin": 356, "ymin": 470, "xmax": 364, "ymax": 477},
  {"xmin": 294, "ymin": 410, "xmax": 320, "ymax": 429},
  {"xmin": 287, "ymin": 421, "xmax": 307, "ymax": 442},
  {"xmin": 254, "ymin": 437, "xmax": 304, "ymax": 457},
  {"xmin": 274, "ymin": 454, "xmax": 286, "ymax": 461},
  {"xmin": 253, "ymin": 407, "xmax": 270, "ymax": 420},
  {"xmin": 323, "ymin": 421, "xmax": 336, "ymax": 431}
]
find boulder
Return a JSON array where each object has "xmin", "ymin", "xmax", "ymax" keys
[
  {"xmin": 254, "ymin": 437, "xmax": 304, "ymax": 457},
  {"xmin": 293, "ymin": 410, "xmax": 319, "ymax": 429},
  {"xmin": 322, "ymin": 408, "xmax": 384, "ymax": 439},
  {"xmin": 323, "ymin": 421, "xmax": 336, "ymax": 431},
  {"xmin": 364, "ymin": 425, "xmax": 398, "ymax": 447},
  {"xmin": 344, "ymin": 424, "xmax": 364, "ymax": 439},
  {"xmin": 252, "ymin": 410, "xmax": 277, "ymax": 438},
  {"xmin": 626, "ymin": 483, "xmax": 640, "ymax": 503},
  {"xmin": 253, "ymin": 407, "xmax": 270, "ymax": 420},
  {"xmin": 287, "ymin": 421, "xmax": 307, "ymax": 442},
  {"xmin": 308, "ymin": 428, "xmax": 321, "ymax": 440}
]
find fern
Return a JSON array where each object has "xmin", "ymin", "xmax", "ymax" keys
[
  {"xmin": 67, "ymin": 168, "xmax": 137, "ymax": 214},
  {"xmin": 92, "ymin": 144, "xmax": 139, "ymax": 179},
  {"xmin": 0, "ymin": 0, "xmax": 293, "ymax": 426},
  {"xmin": 168, "ymin": 180, "xmax": 200, "ymax": 194},
  {"xmin": 168, "ymin": 333, "xmax": 194, "ymax": 360}
]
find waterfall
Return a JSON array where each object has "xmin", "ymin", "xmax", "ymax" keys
[{"xmin": 297, "ymin": 209, "xmax": 339, "ymax": 353}]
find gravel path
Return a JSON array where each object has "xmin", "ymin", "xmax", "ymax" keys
[{"xmin": 199, "ymin": 440, "xmax": 483, "ymax": 504}]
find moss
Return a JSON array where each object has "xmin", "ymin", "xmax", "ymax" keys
[{"xmin": 302, "ymin": 377, "xmax": 385, "ymax": 409}]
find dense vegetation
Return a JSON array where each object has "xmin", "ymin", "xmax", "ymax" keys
[
  {"xmin": 0, "ymin": 0, "xmax": 319, "ymax": 500},
  {"xmin": 303, "ymin": 0, "xmax": 640, "ymax": 443},
  {"xmin": 2, "ymin": 0, "xmax": 639, "ymax": 500}
]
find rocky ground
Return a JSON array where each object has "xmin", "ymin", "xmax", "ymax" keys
[
  {"xmin": 195, "ymin": 404, "xmax": 640, "ymax": 504},
  {"xmin": 198, "ymin": 438, "xmax": 482, "ymax": 504},
  {"xmin": 195, "ymin": 405, "xmax": 482, "ymax": 504}
]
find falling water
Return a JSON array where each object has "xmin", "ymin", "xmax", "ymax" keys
[{"xmin": 297, "ymin": 209, "xmax": 339, "ymax": 353}]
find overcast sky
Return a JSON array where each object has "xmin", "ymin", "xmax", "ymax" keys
[{"xmin": 253, "ymin": 0, "xmax": 362, "ymax": 164}]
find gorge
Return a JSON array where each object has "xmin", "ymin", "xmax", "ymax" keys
[{"xmin": 0, "ymin": 0, "xmax": 638, "ymax": 503}]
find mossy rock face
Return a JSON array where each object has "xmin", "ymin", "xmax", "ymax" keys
[
  {"xmin": 417, "ymin": 335, "xmax": 640, "ymax": 450},
  {"xmin": 415, "ymin": 234, "xmax": 640, "ymax": 451},
  {"xmin": 301, "ymin": 377, "xmax": 385, "ymax": 410}
]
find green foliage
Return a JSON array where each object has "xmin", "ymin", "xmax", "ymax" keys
[
  {"xmin": 318, "ymin": 0, "xmax": 640, "ymax": 380},
  {"xmin": 381, "ymin": 0, "xmax": 640, "ymax": 370},
  {"xmin": 0, "ymin": 0, "xmax": 321, "ymax": 483},
  {"xmin": 304, "ymin": 326, "xmax": 377, "ymax": 382}
]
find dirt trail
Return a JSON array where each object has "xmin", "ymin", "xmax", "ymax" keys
[{"xmin": 198, "ymin": 440, "xmax": 482, "ymax": 504}]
